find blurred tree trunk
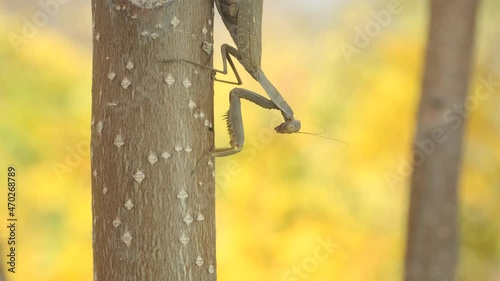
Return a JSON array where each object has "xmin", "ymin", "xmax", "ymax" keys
[
  {"xmin": 91, "ymin": 1, "xmax": 216, "ymax": 280},
  {"xmin": 404, "ymin": 1, "xmax": 480, "ymax": 281},
  {"xmin": 0, "ymin": 250, "xmax": 5, "ymax": 281}
]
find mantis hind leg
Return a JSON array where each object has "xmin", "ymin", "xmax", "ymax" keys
[
  {"xmin": 212, "ymin": 87, "xmax": 278, "ymax": 157},
  {"xmin": 163, "ymin": 44, "xmax": 243, "ymax": 85}
]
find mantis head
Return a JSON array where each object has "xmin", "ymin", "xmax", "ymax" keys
[
  {"xmin": 274, "ymin": 120, "xmax": 350, "ymax": 150},
  {"xmin": 275, "ymin": 120, "xmax": 301, "ymax": 134}
]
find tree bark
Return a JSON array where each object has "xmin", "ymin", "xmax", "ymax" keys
[
  {"xmin": 404, "ymin": 1, "xmax": 480, "ymax": 281},
  {"xmin": 91, "ymin": 0, "xmax": 216, "ymax": 280},
  {"xmin": 0, "ymin": 248, "xmax": 5, "ymax": 281}
]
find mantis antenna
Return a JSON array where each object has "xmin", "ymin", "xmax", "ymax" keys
[{"xmin": 296, "ymin": 131, "xmax": 350, "ymax": 150}]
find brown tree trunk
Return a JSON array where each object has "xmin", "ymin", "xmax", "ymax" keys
[
  {"xmin": 404, "ymin": 1, "xmax": 480, "ymax": 281},
  {"xmin": 91, "ymin": 0, "xmax": 216, "ymax": 280},
  {"xmin": 0, "ymin": 249, "xmax": 5, "ymax": 281}
]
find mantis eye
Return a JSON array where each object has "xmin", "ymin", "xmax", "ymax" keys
[{"xmin": 274, "ymin": 120, "xmax": 301, "ymax": 134}]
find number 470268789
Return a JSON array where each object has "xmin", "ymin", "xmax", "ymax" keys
[{"xmin": 7, "ymin": 167, "xmax": 16, "ymax": 217}]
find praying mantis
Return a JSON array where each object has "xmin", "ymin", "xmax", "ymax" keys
[
  {"xmin": 208, "ymin": 0, "xmax": 302, "ymax": 156},
  {"xmin": 166, "ymin": 0, "xmax": 346, "ymax": 156}
]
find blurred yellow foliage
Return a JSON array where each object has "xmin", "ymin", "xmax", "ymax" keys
[{"xmin": 0, "ymin": 1, "xmax": 499, "ymax": 280}]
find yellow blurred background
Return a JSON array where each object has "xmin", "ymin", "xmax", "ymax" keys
[{"xmin": 0, "ymin": 0, "xmax": 499, "ymax": 280}]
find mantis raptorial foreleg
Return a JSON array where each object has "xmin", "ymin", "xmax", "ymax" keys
[
  {"xmin": 213, "ymin": 87, "xmax": 279, "ymax": 156},
  {"xmin": 213, "ymin": 87, "xmax": 301, "ymax": 157}
]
